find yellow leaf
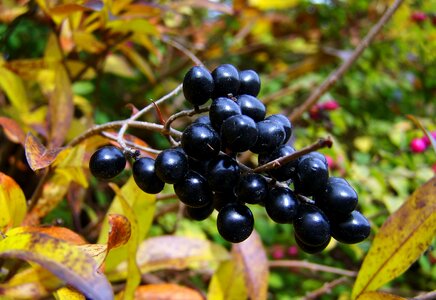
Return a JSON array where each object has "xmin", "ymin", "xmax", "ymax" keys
[
  {"xmin": 352, "ymin": 176, "xmax": 436, "ymax": 299},
  {"xmin": 248, "ymin": 0, "xmax": 299, "ymax": 10},
  {"xmin": 107, "ymin": 236, "xmax": 230, "ymax": 281},
  {"xmin": 53, "ymin": 145, "xmax": 88, "ymax": 188},
  {"xmin": 0, "ymin": 230, "xmax": 114, "ymax": 300},
  {"xmin": 0, "ymin": 173, "xmax": 27, "ymax": 232},
  {"xmin": 207, "ymin": 260, "xmax": 248, "ymax": 300},
  {"xmin": 103, "ymin": 54, "xmax": 136, "ymax": 78},
  {"xmin": 354, "ymin": 136, "xmax": 373, "ymax": 153},
  {"xmin": 54, "ymin": 287, "xmax": 86, "ymax": 300},
  {"xmin": 0, "ymin": 66, "xmax": 30, "ymax": 114},
  {"xmin": 108, "ymin": 183, "xmax": 140, "ymax": 300},
  {"xmin": 73, "ymin": 31, "xmax": 106, "ymax": 54},
  {"xmin": 232, "ymin": 231, "xmax": 269, "ymax": 300},
  {"xmin": 357, "ymin": 291, "xmax": 407, "ymax": 300},
  {"xmin": 118, "ymin": 45, "xmax": 156, "ymax": 83},
  {"xmin": 44, "ymin": 33, "xmax": 63, "ymax": 62},
  {"xmin": 107, "ymin": 19, "xmax": 157, "ymax": 35}
]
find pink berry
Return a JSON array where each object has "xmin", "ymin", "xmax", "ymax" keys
[
  {"xmin": 271, "ymin": 245, "xmax": 285, "ymax": 260},
  {"xmin": 287, "ymin": 245, "xmax": 298, "ymax": 256},
  {"xmin": 421, "ymin": 131, "xmax": 436, "ymax": 146},
  {"xmin": 410, "ymin": 138, "xmax": 427, "ymax": 153},
  {"xmin": 432, "ymin": 164, "xmax": 436, "ymax": 174},
  {"xmin": 325, "ymin": 155, "xmax": 334, "ymax": 169},
  {"xmin": 411, "ymin": 11, "xmax": 427, "ymax": 23},
  {"xmin": 321, "ymin": 100, "xmax": 340, "ymax": 111}
]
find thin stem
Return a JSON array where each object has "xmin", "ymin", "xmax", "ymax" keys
[
  {"xmin": 289, "ymin": 0, "xmax": 405, "ymax": 122},
  {"xmin": 269, "ymin": 260, "xmax": 357, "ymax": 277},
  {"xmin": 100, "ymin": 132, "xmax": 162, "ymax": 155},
  {"xmin": 412, "ymin": 291, "xmax": 436, "ymax": 300},
  {"xmin": 302, "ymin": 277, "xmax": 350, "ymax": 300},
  {"xmin": 162, "ymin": 36, "xmax": 204, "ymax": 66},
  {"xmin": 253, "ymin": 137, "xmax": 333, "ymax": 173},
  {"xmin": 117, "ymin": 84, "xmax": 183, "ymax": 154},
  {"xmin": 28, "ymin": 168, "xmax": 50, "ymax": 211},
  {"xmin": 163, "ymin": 106, "xmax": 210, "ymax": 133}
]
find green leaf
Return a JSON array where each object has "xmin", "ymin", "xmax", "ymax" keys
[{"xmin": 352, "ymin": 176, "xmax": 436, "ymax": 299}]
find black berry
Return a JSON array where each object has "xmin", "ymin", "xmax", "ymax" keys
[
  {"xmin": 236, "ymin": 94, "xmax": 266, "ymax": 122},
  {"xmin": 89, "ymin": 146, "xmax": 126, "ymax": 179},
  {"xmin": 193, "ymin": 115, "xmax": 212, "ymax": 126},
  {"xmin": 132, "ymin": 157, "xmax": 165, "ymax": 194},
  {"xmin": 185, "ymin": 200, "xmax": 215, "ymax": 221},
  {"xmin": 293, "ymin": 156, "xmax": 329, "ymax": 196},
  {"xmin": 206, "ymin": 155, "xmax": 240, "ymax": 192},
  {"xmin": 213, "ymin": 191, "xmax": 238, "ymax": 211},
  {"xmin": 239, "ymin": 70, "xmax": 261, "ymax": 97},
  {"xmin": 331, "ymin": 210, "xmax": 370, "ymax": 244},
  {"xmin": 220, "ymin": 115, "xmax": 258, "ymax": 152},
  {"xmin": 217, "ymin": 203, "xmax": 254, "ymax": 243},
  {"xmin": 314, "ymin": 179, "xmax": 358, "ymax": 216},
  {"xmin": 258, "ymin": 145, "xmax": 298, "ymax": 181},
  {"xmin": 212, "ymin": 64, "xmax": 240, "ymax": 98},
  {"xmin": 183, "ymin": 66, "xmax": 214, "ymax": 106},
  {"xmin": 174, "ymin": 171, "xmax": 212, "ymax": 208},
  {"xmin": 265, "ymin": 114, "xmax": 292, "ymax": 144},
  {"xmin": 209, "ymin": 97, "xmax": 241, "ymax": 130},
  {"xmin": 181, "ymin": 123, "xmax": 220, "ymax": 161},
  {"xmin": 295, "ymin": 234, "xmax": 330, "ymax": 254},
  {"xmin": 265, "ymin": 187, "xmax": 299, "ymax": 224},
  {"xmin": 293, "ymin": 204, "xmax": 330, "ymax": 247},
  {"xmin": 250, "ymin": 120, "xmax": 286, "ymax": 154},
  {"xmin": 235, "ymin": 173, "xmax": 268, "ymax": 204},
  {"xmin": 155, "ymin": 149, "xmax": 188, "ymax": 184}
]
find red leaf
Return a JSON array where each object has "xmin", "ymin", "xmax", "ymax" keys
[
  {"xmin": 0, "ymin": 117, "xmax": 26, "ymax": 145},
  {"xmin": 24, "ymin": 133, "xmax": 63, "ymax": 171}
]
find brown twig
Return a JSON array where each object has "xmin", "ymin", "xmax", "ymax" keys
[
  {"xmin": 100, "ymin": 132, "xmax": 162, "ymax": 155},
  {"xmin": 269, "ymin": 260, "xmax": 357, "ymax": 277},
  {"xmin": 289, "ymin": 0, "xmax": 405, "ymax": 122},
  {"xmin": 412, "ymin": 291, "xmax": 436, "ymax": 300},
  {"xmin": 302, "ymin": 277, "xmax": 350, "ymax": 300},
  {"xmin": 162, "ymin": 36, "xmax": 204, "ymax": 66},
  {"xmin": 163, "ymin": 106, "xmax": 210, "ymax": 133},
  {"xmin": 253, "ymin": 137, "xmax": 333, "ymax": 173}
]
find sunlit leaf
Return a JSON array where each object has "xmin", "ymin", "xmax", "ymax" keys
[
  {"xmin": 207, "ymin": 260, "xmax": 248, "ymax": 300},
  {"xmin": 0, "ymin": 66, "xmax": 30, "ymax": 114},
  {"xmin": 135, "ymin": 284, "xmax": 203, "ymax": 300},
  {"xmin": 54, "ymin": 287, "xmax": 86, "ymax": 300},
  {"xmin": 107, "ymin": 19, "xmax": 157, "ymax": 36},
  {"xmin": 24, "ymin": 133, "xmax": 63, "ymax": 171},
  {"xmin": 73, "ymin": 31, "xmax": 106, "ymax": 54},
  {"xmin": 357, "ymin": 291, "xmax": 407, "ymax": 300},
  {"xmin": 0, "ymin": 117, "xmax": 26, "ymax": 145},
  {"xmin": 103, "ymin": 54, "xmax": 136, "ymax": 78},
  {"xmin": 248, "ymin": 0, "xmax": 299, "ymax": 10},
  {"xmin": 53, "ymin": 144, "xmax": 88, "ymax": 188},
  {"xmin": 12, "ymin": 226, "xmax": 87, "ymax": 245},
  {"xmin": 108, "ymin": 184, "xmax": 140, "ymax": 300},
  {"xmin": 118, "ymin": 45, "xmax": 156, "ymax": 83},
  {"xmin": 352, "ymin": 176, "xmax": 436, "ymax": 299},
  {"xmin": 232, "ymin": 230, "xmax": 269, "ymax": 300},
  {"xmin": 0, "ymin": 173, "xmax": 27, "ymax": 232},
  {"xmin": 107, "ymin": 236, "xmax": 230, "ymax": 281},
  {"xmin": 0, "ymin": 231, "xmax": 114, "ymax": 300}
]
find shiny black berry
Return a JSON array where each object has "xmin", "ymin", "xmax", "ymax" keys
[
  {"xmin": 155, "ymin": 149, "xmax": 188, "ymax": 184},
  {"xmin": 217, "ymin": 203, "xmax": 254, "ymax": 243},
  {"xmin": 212, "ymin": 64, "xmax": 240, "ymax": 98},
  {"xmin": 207, "ymin": 155, "xmax": 240, "ymax": 192},
  {"xmin": 221, "ymin": 115, "xmax": 258, "ymax": 152},
  {"xmin": 239, "ymin": 70, "xmax": 261, "ymax": 97},
  {"xmin": 213, "ymin": 191, "xmax": 238, "ymax": 211},
  {"xmin": 89, "ymin": 146, "xmax": 126, "ymax": 179},
  {"xmin": 181, "ymin": 123, "xmax": 220, "ymax": 161},
  {"xmin": 209, "ymin": 97, "xmax": 241, "ymax": 130},
  {"xmin": 183, "ymin": 66, "xmax": 214, "ymax": 106},
  {"xmin": 132, "ymin": 157, "xmax": 165, "ymax": 194},
  {"xmin": 185, "ymin": 200, "xmax": 215, "ymax": 221},
  {"xmin": 265, "ymin": 187, "xmax": 299, "ymax": 224},
  {"xmin": 236, "ymin": 94, "xmax": 266, "ymax": 122},
  {"xmin": 193, "ymin": 115, "xmax": 212, "ymax": 126},
  {"xmin": 295, "ymin": 234, "xmax": 330, "ymax": 254},
  {"xmin": 331, "ymin": 210, "xmax": 370, "ymax": 244},
  {"xmin": 314, "ymin": 179, "xmax": 358, "ymax": 216},
  {"xmin": 265, "ymin": 114, "xmax": 292, "ymax": 144},
  {"xmin": 174, "ymin": 171, "xmax": 212, "ymax": 208},
  {"xmin": 258, "ymin": 145, "xmax": 298, "ymax": 181},
  {"xmin": 293, "ymin": 204, "xmax": 330, "ymax": 247},
  {"xmin": 293, "ymin": 156, "xmax": 329, "ymax": 196},
  {"xmin": 235, "ymin": 173, "xmax": 268, "ymax": 204},
  {"xmin": 250, "ymin": 120, "xmax": 286, "ymax": 154}
]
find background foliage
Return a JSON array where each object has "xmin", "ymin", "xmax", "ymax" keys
[{"xmin": 0, "ymin": 0, "xmax": 435, "ymax": 299}]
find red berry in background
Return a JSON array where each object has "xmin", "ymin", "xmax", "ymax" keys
[
  {"xmin": 432, "ymin": 164, "xmax": 436, "ymax": 174},
  {"xmin": 271, "ymin": 245, "xmax": 285, "ymax": 260},
  {"xmin": 309, "ymin": 105, "xmax": 321, "ymax": 120},
  {"xmin": 421, "ymin": 131, "xmax": 436, "ymax": 146},
  {"xmin": 321, "ymin": 100, "xmax": 340, "ymax": 111},
  {"xmin": 325, "ymin": 155, "xmax": 334, "ymax": 169},
  {"xmin": 432, "ymin": 15, "xmax": 436, "ymax": 26},
  {"xmin": 410, "ymin": 138, "xmax": 427, "ymax": 153},
  {"xmin": 411, "ymin": 11, "xmax": 427, "ymax": 23},
  {"xmin": 287, "ymin": 245, "xmax": 298, "ymax": 256}
]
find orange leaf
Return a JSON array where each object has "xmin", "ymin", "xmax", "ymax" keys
[
  {"xmin": 134, "ymin": 284, "xmax": 203, "ymax": 300},
  {"xmin": 15, "ymin": 226, "xmax": 87, "ymax": 245},
  {"xmin": 107, "ymin": 214, "xmax": 131, "ymax": 251},
  {"xmin": 232, "ymin": 230, "xmax": 269, "ymax": 300},
  {"xmin": 24, "ymin": 133, "xmax": 63, "ymax": 171},
  {"xmin": 0, "ymin": 172, "xmax": 27, "ymax": 232},
  {"xmin": 0, "ymin": 116, "xmax": 26, "ymax": 145},
  {"xmin": 352, "ymin": 176, "xmax": 436, "ymax": 298}
]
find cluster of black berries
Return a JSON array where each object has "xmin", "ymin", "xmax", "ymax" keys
[{"xmin": 88, "ymin": 64, "xmax": 370, "ymax": 253}]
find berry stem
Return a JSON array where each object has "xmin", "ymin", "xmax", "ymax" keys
[
  {"xmin": 289, "ymin": 0, "xmax": 405, "ymax": 123},
  {"xmin": 163, "ymin": 106, "xmax": 210, "ymax": 134},
  {"xmin": 269, "ymin": 260, "xmax": 357, "ymax": 277},
  {"xmin": 117, "ymin": 83, "xmax": 184, "ymax": 154},
  {"xmin": 253, "ymin": 137, "xmax": 333, "ymax": 173},
  {"xmin": 303, "ymin": 277, "xmax": 350, "ymax": 300},
  {"xmin": 162, "ymin": 36, "xmax": 204, "ymax": 66}
]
